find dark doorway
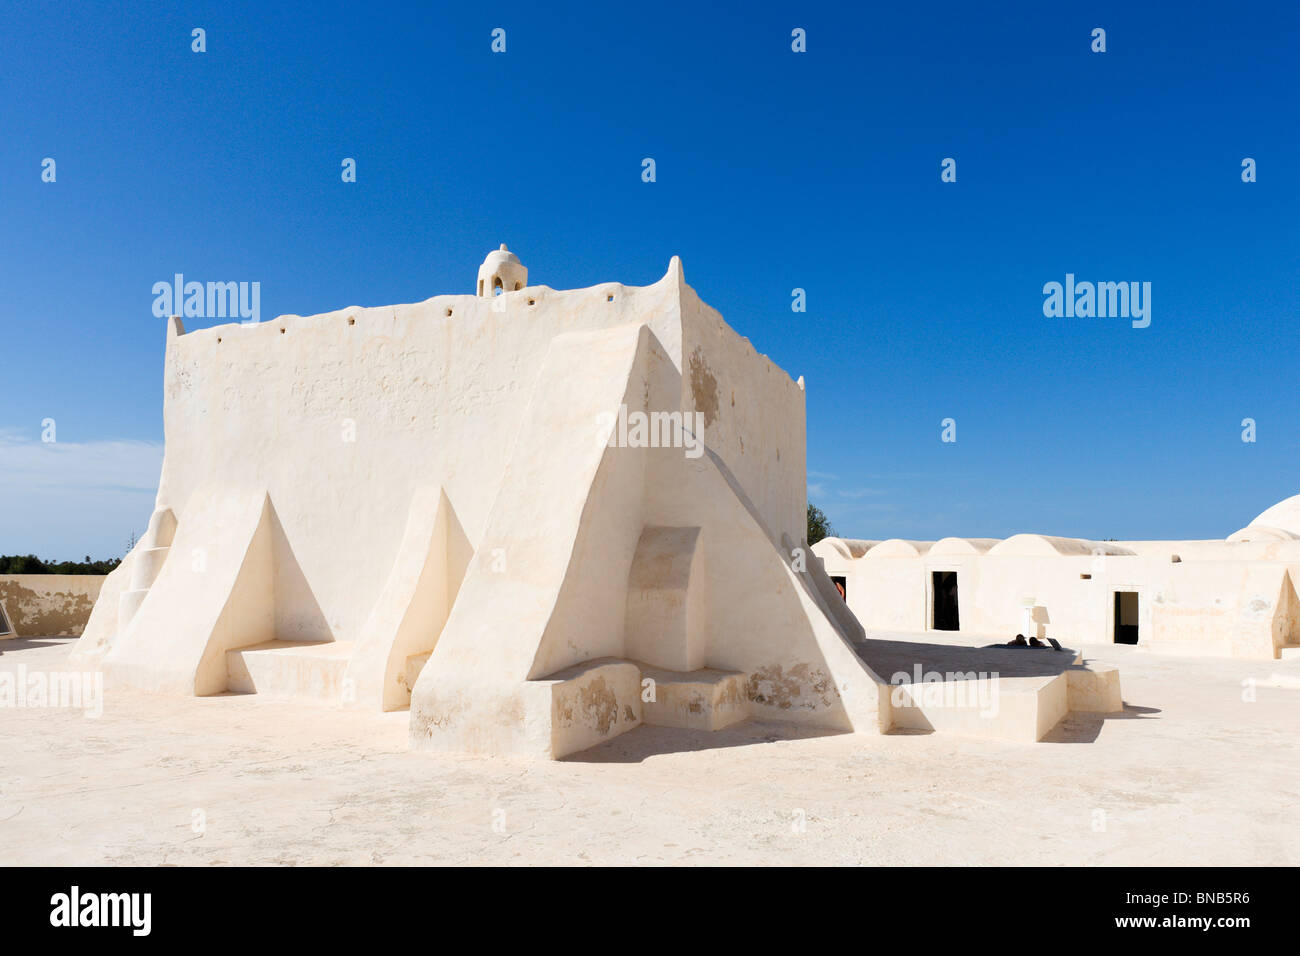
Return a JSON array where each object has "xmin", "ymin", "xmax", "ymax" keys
[
  {"xmin": 831, "ymin": 575, "xmax": 847, "ymax": 601},
  {"xmin": 932, "ymin": 571, "xmax": 959, "ymax": 631},
  {"xmin": 1114, "ymin": 591, "xmax": 1139, "ymax": 644}
]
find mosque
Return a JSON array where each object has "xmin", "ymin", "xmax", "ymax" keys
[{"xmin": 70, "ymin": 246, "xmax": 1124, "ymax": 756}]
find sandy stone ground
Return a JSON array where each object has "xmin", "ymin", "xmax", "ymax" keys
[{"xmin": 1, "ymin": 635, "xmax": 1297, "ymax": 866}]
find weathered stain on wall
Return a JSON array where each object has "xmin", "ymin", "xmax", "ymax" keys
[
  {"xmin": 687, "ymin": 347, "xmax": 720, "ymax": 427},
  {"xmin": 0, "ymin": 575, "xmax": 105, "ymax": 637}
]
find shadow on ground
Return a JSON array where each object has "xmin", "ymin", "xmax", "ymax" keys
[
  {"xmin": 564, "ymin": 720, "xmax": 847, "ymax": 763},
  {"xmin": 854, "ymin": 639, "xmax": 1079, "ymax": 682},
  {"xmin": 0, "ymin": 636, "xmax": 78, "ymax": 656},
  {"xmin": 1042, "ymin": 703, "xmax": 1162, "ymax": 743}
]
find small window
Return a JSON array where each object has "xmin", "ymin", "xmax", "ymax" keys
[
  {"xmin": 831, "ymin": 575, "xmax": 847, "ymax": 602},
  {"xmin": 0, "ymin": 602, "xmax": 12, "ymax": 635}
]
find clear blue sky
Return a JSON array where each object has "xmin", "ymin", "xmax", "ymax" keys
[{"xmin": 2, "ymin": 0, "xmax": 1297, "ymax": 559}]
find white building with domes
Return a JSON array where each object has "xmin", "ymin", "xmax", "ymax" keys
[{"xmin": 814, "ymin": 495, "xmax": 1300, "ymax": 659}]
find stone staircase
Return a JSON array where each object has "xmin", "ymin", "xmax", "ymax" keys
[
  {"xmin": 117, "ymin": 508, "xmax": 178, "ymax": 634},
  {"xmin": 117, "ymin": 545, "xmax": 171, "ymax": 632}
]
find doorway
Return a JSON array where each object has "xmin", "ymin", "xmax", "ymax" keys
[
  {"xmin": 1113, "ymin": 591, "xmax": 1139, "ymax": 644},
  {"xmin": 932, "ymin": 571, "xmax": 959, "ymax": 631}
]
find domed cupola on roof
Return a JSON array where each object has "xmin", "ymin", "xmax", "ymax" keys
[
  {"xmin": 1226, "ymin": 493, "xmax": 1300, "ymax": 542},
  {"xmin": 476, "ymin": 244, "xmax": 527, "ymax": 297}
]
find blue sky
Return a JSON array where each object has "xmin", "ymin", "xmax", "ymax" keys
[{"xmin": 2, "ymin": 0, "xmax": 1297, "ymax": 558}]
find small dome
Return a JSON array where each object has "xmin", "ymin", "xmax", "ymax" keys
[
  {"xmin": 1227, "ymin": 525, "xmax": 1298, "ymax": 543},
  {"xmin": 481, "ymin": 244, "xmax": 521, "ymax": 270},
  {"xmin": 1235, "ymin": 494, "xmax": 1300, "ymax": 539},
  {"xmin": 477, "ymin": 244, "xmax": 528, "ymax": 297}
]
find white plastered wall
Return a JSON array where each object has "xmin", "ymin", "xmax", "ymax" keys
[{"xmin": 813, "ymin": 535, "xmax": 1300, "ymax": 659}]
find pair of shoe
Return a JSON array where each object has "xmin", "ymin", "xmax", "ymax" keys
[{"xmin": 1006, "ymin": 634, "xmax": 1048, "ymax": 648}]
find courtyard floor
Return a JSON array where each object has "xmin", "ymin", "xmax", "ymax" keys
[{"xmin": 1, "ymin": 634, "xmax": 1296, "ymax": 865}]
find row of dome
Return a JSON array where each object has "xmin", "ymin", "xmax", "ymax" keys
[{"xmin": 817, "ymin": 495, "xmax": 1300, "ymax": 559}]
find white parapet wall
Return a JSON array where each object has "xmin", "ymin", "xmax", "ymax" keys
[{"xmin": 815, "ymin": 523, "xmax": 1300, "ymax": 659}]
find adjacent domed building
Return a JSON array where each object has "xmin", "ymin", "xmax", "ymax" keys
[{"xmin": 815, "ymin": 494, "xmax": 1300, "ymax": 660}]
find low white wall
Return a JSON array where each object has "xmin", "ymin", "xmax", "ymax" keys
[
  {"xmin": 815, "ymin": 537, "xmax": 1300, "ymax": 659},
  {"xmin": 0, "ymin": 575, "xmax": 106, "ymax": 637}
]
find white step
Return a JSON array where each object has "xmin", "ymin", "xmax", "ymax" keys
[
  {"xmin": 889, "ymin": 671, "xmax": 1069, "ymax": 743},
  {"xmin": 1278, "ymin": 644, "xmax": 1300, "ymax": 660},
  {"xmin": 1066, "ymin": 663, "xmax": 1123, "ymax": 713},
  {"xmin": 130, "ymin": 546, "xmax": 170, "ymax": 591},
  {"xmin": 227, "ymin": 641, "xmax": 354, "ymax": 700},
  {"xmin": 117, "ymin": 589, "xmax": 150, "ymax": 631},
  {"xmin": 637, "ymin": 664, "xmax": 749, "ymax": 731}
]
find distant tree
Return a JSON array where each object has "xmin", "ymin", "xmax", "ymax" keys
[
  {"xmin": 0, "ymin": 554, "xmax": 120, "ymax": 575},
  {"xmin": 807, "ymin": 504, "xmax": 835, "ymax": 546},
  {"xmin": 0, "ymin": 554, "xmax": 48, "ymax": 574}
]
